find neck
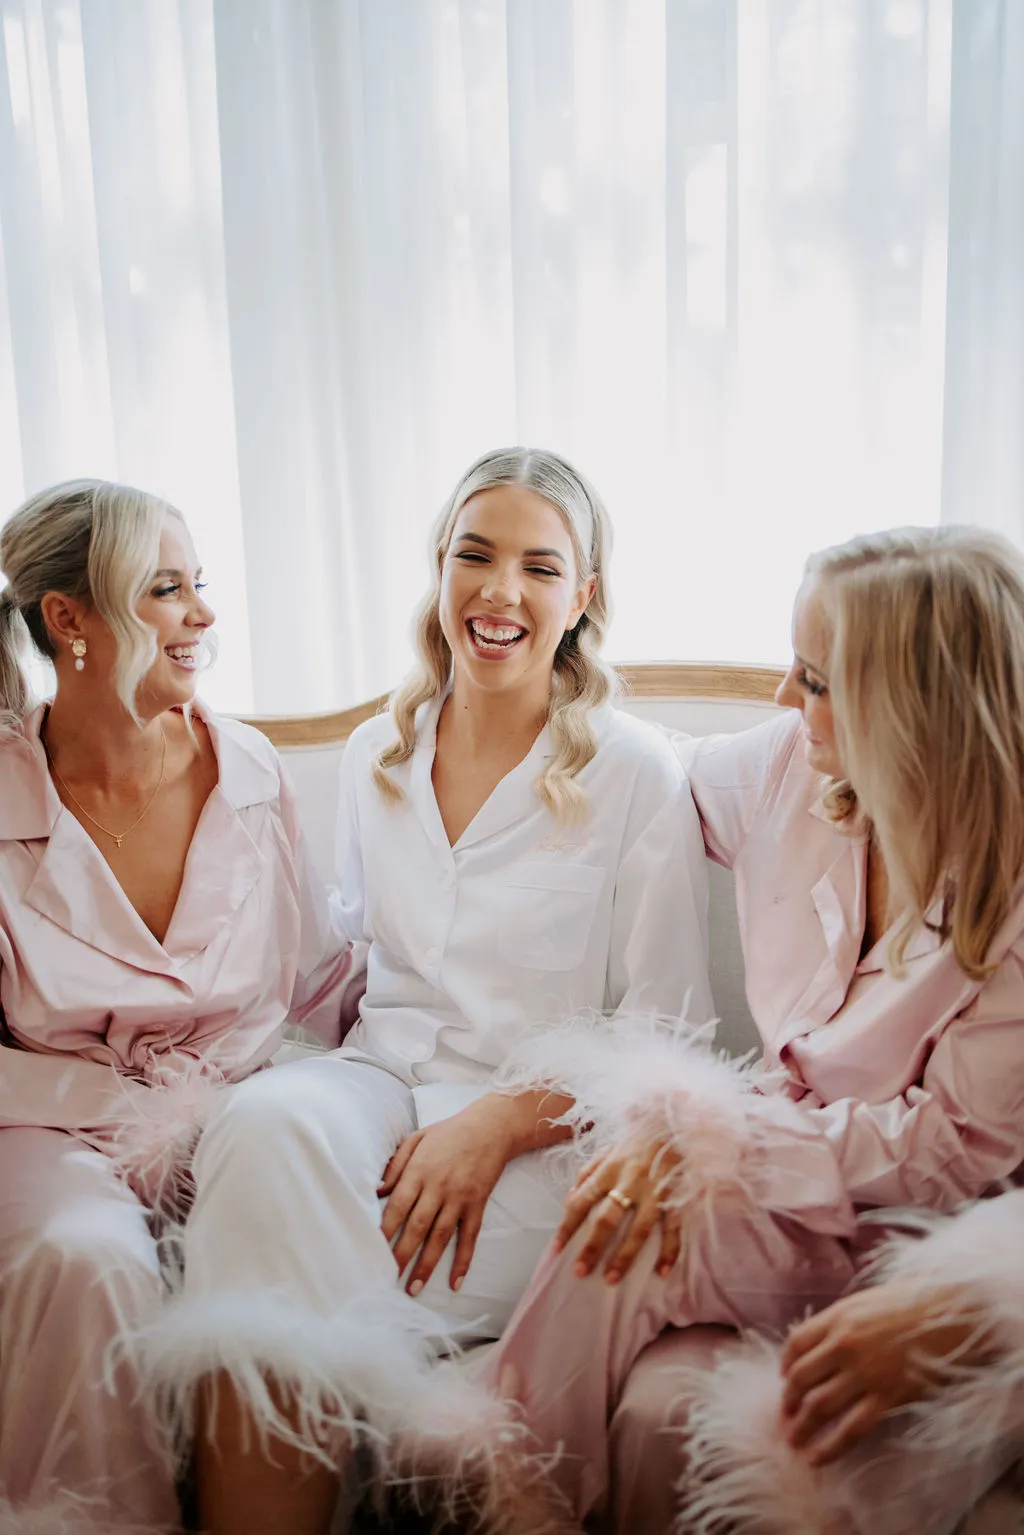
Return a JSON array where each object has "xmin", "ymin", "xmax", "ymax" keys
[
  {"xmin": 444, "ymin": 672, "xmax": 551, "ymax": 755},
  {"xmin": 44, "ymin": 690, "xmax": 166, "ymax": 788}
]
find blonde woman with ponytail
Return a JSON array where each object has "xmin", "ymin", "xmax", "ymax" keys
[
  {"xmin": 0, "ymin": 481, "xmax": 361, "ymax": 1531},
  {"xmin": 150, "ymin": 447, "xmax": 715, "ymax": 1535},
  {"xmin": 481, "ymin": 525, "xmax": 1024, "ymax": 1535}
]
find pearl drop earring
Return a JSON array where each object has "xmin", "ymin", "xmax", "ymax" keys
[{"xmin": 72, "ymin": 638, "xmax": 87, "ymax": 672}]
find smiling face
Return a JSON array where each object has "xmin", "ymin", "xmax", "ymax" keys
[
  {"xmin": 438, "ymin": 485, "xmax": 596, "ymax": 700},
  {"xmin": 775, "ymin": 575, "xmax": 843, "ymax": 778},
  {"xmin": 59, "ymin": 512, "xmax": 215, "ymax": 718},
  {"xmin": 132, "ymin": 514, "xmax": 216, "ymax": 712}
]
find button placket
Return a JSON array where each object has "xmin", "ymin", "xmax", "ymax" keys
[{"xmin": 425, "ymin": 857, "xmax": 457, "ymax": 971}]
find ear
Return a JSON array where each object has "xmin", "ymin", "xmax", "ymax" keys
[
  {"xmin": 565, "ymin": 573, "xmax": 599, "ymax": 632},
  {"xmin": 39, "ymin": 591, "xmax": 90, "ymax": 651}
]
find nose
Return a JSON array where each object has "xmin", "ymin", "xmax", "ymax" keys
[
  {"xmin": 775, "ymin": 666, "xmax": 802, "ymax": 711},
  {"xmin": 187, "ymin": 592, "xmax": 216, "ymax": 629},
  {"xmin": 480, "ymin": 562, "xmax": 520, "ymax": 608}
]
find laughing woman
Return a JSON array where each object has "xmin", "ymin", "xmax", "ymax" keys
[
  {"xmin": 0, "ymin": 481, "xmax": 360, "ymax": 1532},
  {"xmin": 480, "ymin": 525, "xmax": 1024, "ymax": 1535},
  {"xmin": 141, "ymin": 447, "xmax": 716, "ymax": 1535}
]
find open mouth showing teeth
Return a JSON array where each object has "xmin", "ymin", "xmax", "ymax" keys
[
  {"xmin": 467, "ymin": 619, "xmax": 526, "ymax": 653},
  {"xmin": 166, "ymin": 644, "xmax": 199, "ymax": 669}
]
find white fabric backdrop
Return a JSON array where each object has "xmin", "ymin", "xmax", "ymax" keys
[{"xmin": 0, "ymin": 0, "xmax": 1021, "ymax": 714}]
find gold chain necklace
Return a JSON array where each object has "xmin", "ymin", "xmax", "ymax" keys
[{"xmin": 43, "ymin": 722, "xmax": 168, "ymax": 850}]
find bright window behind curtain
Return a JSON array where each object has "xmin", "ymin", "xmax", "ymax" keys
[{"xmin": 0, "ymin": 0, "xmax": 1021, "ymax": 714}]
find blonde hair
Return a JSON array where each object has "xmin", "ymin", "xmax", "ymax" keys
[
  {"xmin": 808, "ymin": 525, "xmax": 1024, "ymax": 979},
  {"xmin": 373, "ymin": 447, "xmax": 617, "ymax": 822},
  {"xmin": 0, "ymin": 479, "xmax": 179, "ymax": 728}
]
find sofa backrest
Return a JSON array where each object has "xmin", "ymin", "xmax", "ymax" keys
[{"xmin": 243, "ymin": 664, "xmax": 782, "ymax": 1057}]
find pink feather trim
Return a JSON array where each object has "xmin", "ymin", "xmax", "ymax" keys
[
  {"xmin": 676, "ymin": 1338, "xmax": 843, "ymax": 1535},
  {"xmin": 498, "ymin": 1012, "xmax": 856, "ymax": 1236},
  {"xmin": 879, "ymin": 1191, "xmax": 1024, "ymax": 1356},
  {"xmin": 672, "ymin": 1201, "xmax": 1024, "ymax": 1535},
  {"xmin": 498, "ymin": 1013, "xmax": 770, "ymax": 1218},
  {"xmin": 867, "ymin": 1194, "xmax": 1024, "ymax": 1484},
  {"xmin": 675, "ymin": 1328, "xmax": 1019, "ymax": 1535},
  {"xmin": 0, "ymin": 1491, "xmax": 174, "ymax": 1534},
  {"xmin": 96, "ymin": 1052, "xmax": 228, "ymax": 1221}
]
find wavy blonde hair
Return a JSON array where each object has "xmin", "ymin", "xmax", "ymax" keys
[
  {"xmin": 0, "ymin": 479, "xmax": 183, "ymax": 729},
  {"xmin": 372, "ymin": 447, "xmax": 617, "ymax": 822},
  {"xmin": 808, "ymin": 525, "xmax": 1024, "ymax": 979}
]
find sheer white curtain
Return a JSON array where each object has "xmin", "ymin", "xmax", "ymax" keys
[{"xmin": 0, "ymin": 0, "xmax": 1021, "ymax": 714}]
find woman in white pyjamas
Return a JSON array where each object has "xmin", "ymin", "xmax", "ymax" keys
[{"xmin": 143, "ymin": 447, "xmax": 715, "ymax": 1535}]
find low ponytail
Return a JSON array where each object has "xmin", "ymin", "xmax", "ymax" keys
[
  {"xmin": 0, "ymin": 588, "xmax": 29, "ymax": 724},
  {"xmin": 0, "ymin": 478, "xmax": 172, "ymax": 732}
]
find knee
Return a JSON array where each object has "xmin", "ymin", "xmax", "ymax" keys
[
  {"xmin": 614, "ymin": 1352, "xmax": 695, "ymax": 1443},
  {"xmin": 614, "ymin": 1326, "xmax": 733, "ymax": 1455},
  {"xmin": 197, "ymin": 1069, "xmax": 324, "ymax": 1169},
  {"xmin": 7, "ymin": 1213, "xmax": 162, "ymax": 1331},
  {"xmin": 197, "ymin": 1066, "xmax": 370, "ymax": 1182}
]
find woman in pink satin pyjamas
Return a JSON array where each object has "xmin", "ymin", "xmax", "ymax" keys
[
  {"xmin": 483, "ymin": 525, "xmax": 1024, "ymax": 1535},
  {"xmin": 0, "ymin": 480, "xmax": 360, "ymax": 1531}
]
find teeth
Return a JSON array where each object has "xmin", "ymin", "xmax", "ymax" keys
[{"xmin": 470, "ymin": 620, "xmax": 524, "ymax": 645}]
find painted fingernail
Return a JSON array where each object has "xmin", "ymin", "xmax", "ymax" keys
[
  {"xmin": 574, "ymin": 1262, "xmax": 588, "ymax": 1278},
  {"xmin": 408, "ymin": 1279, "xmax": 424, "ymax": 1296},
  {"xmin": 605, "ymin": 1271, "xmax": 620, "ymax": 1286},
  {"xmin": 452, "ymin": 1276, "xmax": 463, "ymax": 1292},
  {"xmin": 658, "ymin": 1263, "xmax": 672, "ymax": 1278},
  {"xmin": 551, "ymin": 1238, "xmax": 563, "ymax": 1253}
]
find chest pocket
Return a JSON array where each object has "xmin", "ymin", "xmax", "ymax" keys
[{"xmin": 499, "ymin": 862, "xmax": 605, "ymax": 972}]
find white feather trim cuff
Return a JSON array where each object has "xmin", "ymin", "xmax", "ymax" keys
[{"xmin": 126, "ymin": 1284, "xmax": 568, "ymax": 1531}]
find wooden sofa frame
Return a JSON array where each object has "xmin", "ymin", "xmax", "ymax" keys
[{"xmin": 240, "ymin": 662, "xmax": 785, "ymax": 746}]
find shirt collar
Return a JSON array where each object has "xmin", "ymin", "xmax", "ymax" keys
[{"xmin": 0, "ymin": 700, "xmax": 279, "ymax": 843}]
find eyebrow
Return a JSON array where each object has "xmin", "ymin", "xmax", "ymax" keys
[
  {"xmin": 153, "ymin": 567, "xmax": 203, "ymax": 579},
  {"xmin": 454, "ymin": 533, "xmax": 567, "ymax": 562}
]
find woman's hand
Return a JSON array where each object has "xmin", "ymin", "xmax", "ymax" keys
[
  {"xmin": 379, "ymin": 1089, "xmax": 573, "ymax": 1297},
  {"xmin": 781, "ymin": 1279, "xmax": 991, "ymax": 1465},
  {"xmin": 555, "ymin": 1130, "xmax": 683, "ymax": 1284}
]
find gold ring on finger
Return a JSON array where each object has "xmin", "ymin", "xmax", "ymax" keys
[{"xmin": 606, "ymin": 1187, "xmax": 635, "ymax": 1213}]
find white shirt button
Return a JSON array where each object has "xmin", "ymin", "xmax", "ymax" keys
[{"xmin": 425, "ymin": 946, "xmax": 440, "ymax": 967}]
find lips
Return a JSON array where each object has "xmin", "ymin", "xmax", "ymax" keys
[{"xmin": 466, "ymin": 617, "xmax": 527, "ymax": 655}]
